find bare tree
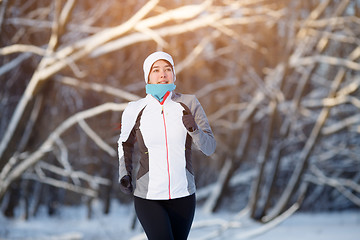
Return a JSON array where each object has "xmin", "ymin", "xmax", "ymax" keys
[{"xmin": 0, "ymin": 0, "xmax": 359, "ymax": 232}]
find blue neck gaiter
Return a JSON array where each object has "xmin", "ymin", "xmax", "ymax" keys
[{"xmin": 146, "ymin": 83, "xmax": 176, "ymax": 102}]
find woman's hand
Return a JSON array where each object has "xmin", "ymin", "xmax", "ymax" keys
[
  {"xmin": 120, "ymin": 175, "xmax": 133, "ymax": 194},
  {"xmin": 182, "ymin": 111, "xmax": 198, "ymax": 132}
]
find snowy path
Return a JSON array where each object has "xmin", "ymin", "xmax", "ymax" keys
[{"xmin": 0, "ymin": 201, "xmax": 359, "ymax": 240}]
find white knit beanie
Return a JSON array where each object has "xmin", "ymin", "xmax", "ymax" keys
[{"xmin": 143, "ymin": 51, "xmax": 176, "ymax": 83}]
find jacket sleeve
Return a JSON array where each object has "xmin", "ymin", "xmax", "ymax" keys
[
  {"xmin": 187, "ymin": 96, "xmax": 216, "ymax": 156},
  {"xmin": 117, "ymin": 102, "xmax": 138, "ymax": 181}
]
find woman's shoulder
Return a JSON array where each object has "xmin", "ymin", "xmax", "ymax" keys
[
  {"xmin": 172, "ymin": 92, "xmax": 202, "ymax": 114},
  {"xmin": 128, "ymin": 96, "xmax": 148, "ymax": 106},
  {"xmin": 124, "ymin": 97, "xmax": 148, "ymax": 115},
  {"xmin": 172, "ymin": 92, "xmax": 198, "ymax": 103}
]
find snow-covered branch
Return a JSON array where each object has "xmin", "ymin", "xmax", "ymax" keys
[{"xmin": 0, "ymin": 102, "xmax": 127, "ymax": 198}]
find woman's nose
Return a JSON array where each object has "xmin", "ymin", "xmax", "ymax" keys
[{"xmin": 160, "ymin": 70, "xmax": 166, "ymax": 78}]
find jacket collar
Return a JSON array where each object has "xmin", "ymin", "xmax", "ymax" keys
[{"xmin": 146, "ymin": 91, "xmax": 173, "ymax": 105}]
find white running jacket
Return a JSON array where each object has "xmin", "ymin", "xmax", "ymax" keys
[{"xmin": 118, "ymin": 91, "xmax": 216, "ymax": 200}]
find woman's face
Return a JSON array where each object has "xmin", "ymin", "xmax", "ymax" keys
[{"xmin": 148, "ymin": 60, "xmax": 174, "ymax": 84}]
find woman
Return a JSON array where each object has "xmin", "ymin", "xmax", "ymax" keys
[{"xmin": 118, "ymin": 51, "xmax": 216, "ymax": 240}]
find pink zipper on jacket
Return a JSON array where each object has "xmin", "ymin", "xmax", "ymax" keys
[{"xmin": 159, "ymin": 92, "xmax": 172, "ymax": 199}]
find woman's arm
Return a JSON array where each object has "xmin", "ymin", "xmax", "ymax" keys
[
  {"xmin": 188, "ymin": 97, "xmax": 216, "ymax": 156},
  {"xmin": 175, "ymin": 93, "xmax": 216, "ymax": 156}
]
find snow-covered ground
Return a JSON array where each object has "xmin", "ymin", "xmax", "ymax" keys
[{"xmin": 0, "ymin": 200, "xmax": 359, "ymax": 240}]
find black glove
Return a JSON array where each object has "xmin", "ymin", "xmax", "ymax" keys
[
  {"xmin": 182, "ymin": 110, "xmax": 198, "ymax": 132},
  {"xmin": 120, "ymin": 175, "xmax": 133, "ymax": 194}
]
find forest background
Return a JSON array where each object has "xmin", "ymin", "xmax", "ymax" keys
[{"xmin": 0, "ymin": 0, "xmax": 359, "ymax": 233}]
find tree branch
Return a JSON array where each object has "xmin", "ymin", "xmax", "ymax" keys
[
  {"xmin": 0, "ymin": 102, "xmax": 127, "ymax": 198},
  {"xmin": 78, "ymin": 119, "xmax": 117, "ymax": 157},
  {"xmin": 55, "ymin": 76, "xmax": 141, "ymax": 101}
]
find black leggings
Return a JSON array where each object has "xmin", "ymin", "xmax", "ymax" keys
[{"xmin": 134, "ymin": 194, "xmax": 196, "ymax": 240}]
